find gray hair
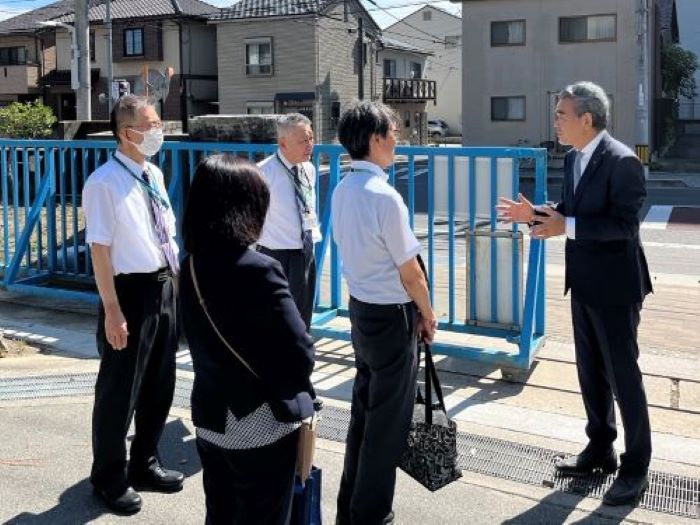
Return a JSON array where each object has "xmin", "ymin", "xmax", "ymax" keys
[
  {"xmin": 559, "ymin": 81, "xmax": 609, "ymax": 130},
  {"xmin": 110, "ymin": 95, "xmax": 153, "ymax": 143},
  {"xmin": 276, "ymin": 113, "xmax": 312, "ymax": 138}
]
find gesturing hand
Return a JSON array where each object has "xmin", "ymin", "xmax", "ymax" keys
[
  {"xmin": 105, "ymin": 306, "xmax": 129, "ymax": 350},
  {"xmin": 496, "ymin": 193, "xmax": 535, "ymax": 224},
  {"xmin": 531, "ymin": 207, "xmax": 566, "ymax": 239}
]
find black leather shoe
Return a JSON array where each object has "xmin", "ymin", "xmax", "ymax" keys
[
  {"xmin": 94, "ymin": 486, "xmax": 142, "ymax": 514},
  {"xmin": 555, "ymin": 448, "xmax": 618, "ymax": 476},
  {"xmin": 603, "ymin": 473, "xmax": 649, "ymax": 506},
  {"xmin": 313, "ymin": 397, "xmax": 324, "ymax": 412},
  {"xmin": 128, "ymin": 461, "xmax": 184, "ymax": 493}
]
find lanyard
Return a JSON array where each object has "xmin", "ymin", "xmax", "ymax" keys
[
  {"xmin": 112, "ymin": 155, "xmax": 170, "ymax": 209},
  {"xmin": 276, "ymin": 153, "xmax": 310, "ymax": 213}
]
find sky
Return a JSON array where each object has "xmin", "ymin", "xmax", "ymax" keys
[{"xmin": 0, "ymin": 0, "xmax": 462, "ymax": 28}]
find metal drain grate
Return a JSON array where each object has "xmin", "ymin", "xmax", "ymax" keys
[{"xmin": 1, "ymin": 374, "xmax": 698, "ymax": 519}]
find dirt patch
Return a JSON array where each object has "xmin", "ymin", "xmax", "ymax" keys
[{"xmin": 0, "ymin": 336, "xmax": 42, "ymax": 358}]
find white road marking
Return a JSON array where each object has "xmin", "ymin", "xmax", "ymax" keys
[{"xmin": 642, "ymin": 205, "xmax": 673, "ymax": 230}]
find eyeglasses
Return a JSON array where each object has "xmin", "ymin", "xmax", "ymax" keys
[{"xmin": 127, "ymin": 122, "xmax": 163, "ymax": 131}]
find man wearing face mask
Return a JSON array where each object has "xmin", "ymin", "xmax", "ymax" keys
[
  {"xmin": 83, "ymin": 95, "xmax": 183, "ymax": 514},
  {"xmin": 257, "ymin": 113, "xmax": 321, "ymax": 330}
]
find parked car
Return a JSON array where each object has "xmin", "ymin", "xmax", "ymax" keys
[{"xmin": 428, "ymin": 119, "xmax": 449, "ymax": 138}]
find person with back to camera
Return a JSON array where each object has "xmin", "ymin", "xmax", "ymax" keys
[
  {"xmin": 179, "ymin": 154, "xmax": 316, "ymax": 524},
  {"xmin": 332, "ymin": 101, "xmax": 437, "ymax": 525}
]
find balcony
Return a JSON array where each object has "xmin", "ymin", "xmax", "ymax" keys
[
  {"xmin": 383, "ymin": 77, "xmax": 436, "ymax": 103},
  {"xmin": 0, "ymin": 64, "xmax": 41, "ymax": 95}
]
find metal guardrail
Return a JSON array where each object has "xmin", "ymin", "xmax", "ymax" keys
[{"xmin": 0, "ymin": 139, "xmax": 547, "ymax": 370}]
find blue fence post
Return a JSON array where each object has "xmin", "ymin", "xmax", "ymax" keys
[
  {"xmin": 490, "ymin": 157, "xmax": 498, "ymax": 324},
  {"xmin": 511, "ymin": 158, "xmax": 520, "ymax": 328},
  {"xmin": 447, "ymin": 154, "xmax": 456, "ymax": 323},
  {"xmin": 427, "ymin": 155, "xmax": 435, "ymax": 305},
  {"xmin": 46, "ymin": 148, "xmax": 58, "ymax": 273},
  {"xmin": 534, "ymin": 150, "xmax": 548, "ymax": 337},
  {"xmin": 1, "ymin": 147, "xmax": 8, "ymax": 270},
  {"xmin": 329, "ymin": 153, "xmax": 342, "ymax": 310}
]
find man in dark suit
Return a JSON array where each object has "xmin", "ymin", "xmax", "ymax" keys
[{"xmin": 497, "ymin": 81, "xmax": 653, "ymax": 506}]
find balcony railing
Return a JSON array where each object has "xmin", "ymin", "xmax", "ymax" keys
[{"xmin": 383, "ymin": 77, "xmax": 436, "ymax": 103}]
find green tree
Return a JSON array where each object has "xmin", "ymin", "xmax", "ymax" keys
[
  {"xmin": 662, "ymin": 43, "xmax": 699, "ymax": 100},
  {"xmin": 0, "ymin": 101, "xmax": 57, "ymax": 139}
]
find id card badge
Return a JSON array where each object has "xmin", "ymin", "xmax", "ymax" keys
[{"xmin": 303, "ymin": 210, "xmax": 323, "ymax": 242}]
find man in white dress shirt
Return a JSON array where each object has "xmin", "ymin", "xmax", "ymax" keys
[
  {"xmin": 83, "ymin": 95, "xmax": 183, "ymax": 514},
  {"xmin": 332, "ymin": 101, "xmax": 437, "ymax": 525},
  {"xmin": 257, "ymin": 113, "xmax": 321, "ymax": 330}
]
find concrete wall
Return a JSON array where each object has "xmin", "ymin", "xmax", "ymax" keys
[
  {"xmin": 460, "ymin": 0, "xmax": 644, "ymax": 148},
  {"xmin": 384, "ymin": 5, "xmax": 462, "ymax": 134}
]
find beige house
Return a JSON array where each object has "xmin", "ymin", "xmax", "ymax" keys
[
  {"xmin": 457, "ymin": 0, "xmax": 678, "ymax": 155},
  {"xmin": 384, "ymin": 5, "xmax": 462, "ymax": 135},
  {"xmin": 49, "ymin": 0, "xmax": 218, "ymax": 123},
  {"xmin": 210, "ymin": 0, "xmax": 382, "ymax": 143},
  {"xmin": 0, "ymin": 1, "xmax": 70, "ymax": 108}
]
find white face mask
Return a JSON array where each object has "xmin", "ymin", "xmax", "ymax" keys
[{"xmin": 129, "ymin": 128, "xmax": 164, "ymax": 157}]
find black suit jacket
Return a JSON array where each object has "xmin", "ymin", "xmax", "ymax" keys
[
  {"xmin": 554, "ymin": 132, "xmax": 652, "ymax": 306},
  {"xmin": 180, "ymin": 245, "xmax": 315, "ymax": 433}
]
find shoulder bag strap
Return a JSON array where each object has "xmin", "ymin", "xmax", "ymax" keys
[{"xmin": 189, "ymin": 255, "xmax": 260, "ymax": 380}]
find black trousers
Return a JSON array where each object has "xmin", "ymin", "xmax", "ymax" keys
[
  {"xmin": 337, "ymin": 298, "xmax": 418, "ymax": 525},
  {"xmin": 571, "ymin": 297, "xmax": 652, "ymax": 476},
  {"xmin": 196, "ymin": 429, "xmax": 299, "ymax": 525},
  {"xmin": 258, "ymin": 244, "xmax": 316, "ymax": 330},
  {"xmin": 90, "ymin": 270, "xmax": 177, "ymax": 492}
]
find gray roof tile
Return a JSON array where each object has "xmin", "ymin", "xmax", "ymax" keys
[
  {"xmin": 210, "ymin": 0, "xmax": 334, "ymax": 21},
  {"xmin": 0, "ymin": 0, "xmax": 74, "ymax": 35}
]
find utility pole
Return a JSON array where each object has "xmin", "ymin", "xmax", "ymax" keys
[
  {"xmin": 105, "ymin": 0, "xmax": 114, "ymax": 114},
  {"xmin": 358, "ymin": 16, "xmax": 364, "ymax": 100},
  {"xmin": 75, "ymin": 0, "xmax": 91, "ymax": 120},
  {"xmin": 635, "ymin": 0, "xmax": 650, "ymax": 176}
]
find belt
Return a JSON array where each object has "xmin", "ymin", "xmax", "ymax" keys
[{"xmin": 115, "ymin": 267, "xmax": 172, "ymax": 283}]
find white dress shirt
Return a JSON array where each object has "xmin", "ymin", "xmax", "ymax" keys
[
  {"xmin": 331, "ymin": 160, "xmax": 421, "ymax": 305},
  {"xmin": 257, "ymin": 150, "xmax": 321, "ymax": 250},
  {"xmin": 83, "ymin": 150, "xmax": 178, "ymax": 275},
  {"xmin": 565, "ymin": 130, "xmax": 607, "ymax": 239}
]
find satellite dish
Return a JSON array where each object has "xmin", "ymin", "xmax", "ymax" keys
[{"xmin": 133, "ymin": 67, "xmax": 174, "ymax": 102}]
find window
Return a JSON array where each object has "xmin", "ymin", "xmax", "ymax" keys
[
  {"xmin": 491, "ymin": 20, "xmax": 526, "ymax": 46},
  {"xmin": 89, "ymin": 31, "xmax": 95, "ymax": 61},
  {"xmin": 491, "ymin": 96, "xmax": 525, "ymax": 121},
  {"xmin": 0, "ymin": 46, "xmax": 27, "ymax": 66},
  {"xmin": 330, "ymin": 101, "xmax": 341, "ymax": 129},
  {"xmin": 423, "ymin": 10, "xmax": 432, "ymax": 21},
  {"xmin": 559, "ymin": 15, "xmax": 616, "ymax": 43},
  {"xmin": 445, "ymin": 35, "xmax": 460, "ymax": 49},
  {"xmin": 246, "ymin": 102, "xmax": 274, "ymax": 115},
  {"xmin": 409, "ymin": 62, "xmax": 421, "ymax": 79},
  {"xmin": 383, "ymin": 59, "xmax": 396, "ymax": 78},
  {"xmin": 246, "ymin": 38, "xmax": 273, "ymax": 76},
  {"xmin": 124, "ymin": 28, "xmax": 144, "ymax": 57}
]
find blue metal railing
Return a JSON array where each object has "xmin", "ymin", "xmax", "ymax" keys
[{"xmin": 0, "ymin": 139, "xmax": 547, "ymax": 369}]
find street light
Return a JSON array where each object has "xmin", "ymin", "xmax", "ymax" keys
[{"xmin": 38, "ymin": 20, "xmax": 79, "ymax": 91}]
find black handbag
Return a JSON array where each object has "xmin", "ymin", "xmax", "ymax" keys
[{"xmin": 399, "ymin": 342, "xmax": 462, "ymax": 491}]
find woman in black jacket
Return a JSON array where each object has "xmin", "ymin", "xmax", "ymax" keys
[{"xmin": 179, "ymin": 154, "xmax": 315, "ymax": 525}]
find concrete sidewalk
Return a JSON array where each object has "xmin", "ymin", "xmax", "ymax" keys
[{"xmin": 1, "ymin": 291, "xmax": 699, "ymax": 523}]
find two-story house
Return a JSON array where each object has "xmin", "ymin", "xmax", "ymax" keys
[
  {"xmin": 47, "ymin": 0, "xmax": 218, "ymax": 122},
  {"xmin": 457, "ymin": 0, "xmax": 678, "ymax": 156},
  {"xmin": 378, "ymin": 36, "xmax": 435, "ymax": 143},
  {"xmin": 0, "ymin": 1, "xmax": 72, "ymax": 109},
  {"xmin": 384, "ymin": 5, "xmax": 462, "ymax": 135},
  {"xmin": 210, "ymin": 0, "xmax": 381, "ymax": 143}
]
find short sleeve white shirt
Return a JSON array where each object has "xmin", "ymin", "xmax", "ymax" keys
[
  {"xmin": 331, "ymin": 160, "xmax": 421, "ymax": 304},
  {"xmin": 82, "ymin": 150, "xmax": 178, "ymax": 275},
  {"xmin": 257, "ymin": 150, "xmax": 321, "ymax": 250}
]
